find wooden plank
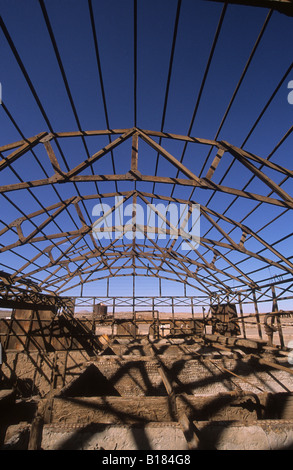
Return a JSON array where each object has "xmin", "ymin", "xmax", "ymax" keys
[
  {"xmin": 67, "ymin": 128, "xmax": 135, "ymax": 178},
  {"xmin": 147, "ymin": 341, "xmax": 200, "ymax": 449},
  {"xmin": 271, "ymin": 285, "xmax": 285, "ymax": 348},
  {"xmin": 205, "ymin": 148, "xmax": 225, "ymax": 179},
  {"xmin": 54, "ymin": 129, "xmax": 130, "ymax": 138},
  {"xmin": 252, "ymin": 290, "xmax": 263, "ymax": 339},
  {"xmin": 254, "ymin": 356, "xmax": 293, "ymax": 376},
  {"xmin": 53, "ymin": 127, "xmax": 221, "ymax": 146},
  {"xmin": 0, "ymin": 132, "xmax": 47, "ymax": 172},
  {"xmin": 137, "ymin": 129, "xmax": 202, "ymax": 182},
  {"xmin": 204, "ymin": 333, "xmax": 265, "ymax": 350},
  {"xmin": 137, "ymin": 128, "xmax": 220, "ymax": 146},
  {"xmin": 234, "ymin": 147, "xmax": 293, "ymax": 177},
  {"xmin": 222, "ymin": 141, "xmax": 293, "ymax": 205},
  {"xmin": 131, "ymin": 132, "xmax": 138, "ymax": 171},
  {"xmin": 0, "ymin": 139, "xmax": 26, "ymax": 152},
  {"xmin": 28, "ymin": 415, "xmax": 43, "ymax": 450},
  {"xmin": 238, "ymin": 294, "xmax": 247, "ymax": 339},
  {"xmin": 0, "ymin": 171, "xmax": 290, "ymax": 210},
  {"xmin": 43, "ymin": 140, "xmax": 65, "ymax": 176}
]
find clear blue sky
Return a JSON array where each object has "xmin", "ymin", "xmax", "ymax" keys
[{"xmin": 0, "ymin": 0, "xmax": 292, "ymax": 307}]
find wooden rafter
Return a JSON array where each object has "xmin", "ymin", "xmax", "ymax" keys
[{"xmin": 0, "ymin": 128, "xmax": 291, "ymax": 296}]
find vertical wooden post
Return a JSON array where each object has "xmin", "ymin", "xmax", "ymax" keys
[
  {"xmin": 209, "ymin": 295, "xmax": 213, "ymax": 335},
  {"xmin": 238, "ymin": 293, "xmax": 246, "ymax": 339},
  {"xmin": 172, "ymin": 297, "xmax": 175, "ymax": 335},
  {"xmin": 92, "ymin": 298, "xmax": 96, "ymax": 348},
  {"xmin": 35, "ymin": 309, "xmax": 48, "ymax": 353},
  {"xmin": 28, "ymin": 415, "xmax": 43, "ymax": 450},
  {"xmin": 271, "ymin": 285, "xmax": 284, "ymax": 348},
  {"xmin": 191, "ymin": 297, "xmax": 195, "ymax": 334},
  {"xmin": 133, "ymin": 275, "xmax": 136, "ymax": 340},
  {"xmin": 152, "ymin": 297, "xmax": 155, "ymax": 338},
  {"xmin": 25, "ymin": 309, "xmax": 35, "ymax": 351},
  {"xmin": 191, "ymin": 297, "xmax": 194, "ymax": 321},
  {"xmin": 4, "ymin": 309, "xmax": 15, "ymax": 350},
  {"xmin": 252, "ymin": 290, "xmax": 262, "ymax": 339},
  {"xmin": 112, "ymin": 297, "xmax": 116, "ymax": 338},
  {"xmin": 156, "ymin": 304, "xmax": 159, "ymax": 340},
  {"xmin": 202, "ymin": 306, "xmax": 206, "ymax": 336},
  {"xmin": 131, "ymin": 132, "xmax": 138, "ymax": 171}
]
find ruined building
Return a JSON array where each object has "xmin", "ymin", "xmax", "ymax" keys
[{"xmin": 0, "ymin": 0, "xmax": 293, "ymax": 451}]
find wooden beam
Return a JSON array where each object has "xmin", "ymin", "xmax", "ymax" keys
[
  {"xmin": 205, "ymin": 148, "xmax": 225, "ymax": 179},
  {"xmin": 252, "ymin": 290, "xmax": 263, "ymax": 339},
  {"xmin": 131, "ymin": 132, "xmax": 138, "ymax": 171},
  {"xmin": 0, "ymin": 139, "xmax": 27, "ymax": 152},
  {"xmin": 0, "ymin": 132, "xmax": 48, "ymax": 172},
  {"xmin": 66, "ymin": 128, "xmax": 136, "ymax": 178},
  {"xmin": 54, "ymin": 127, "xmax": 221, "ymax": 146},
  {"xmin": 137, "ymin": 129, "xmax": 202, "ymax": 182},
  {"xmin": 42, "ymin": 139, "xmax": 65, "ymax": 177},
  {"xmin": 204, "ymin": 334, "xmax": 266, "ymax": 351},
  {"xmin": 0, "ymin": 171, "xmax": 290, "ymax": 209},
  {"xmin": 28, "ymin": 415, "xmax": 43, "ymax": 450},
  {"xmin": 271, "ymin": 285, "xmax": 285, "ymax": 348},
  {"xmin": 252, "ymin": 356, "xmax": 293, "ymax": 375},
  {"xmin": 222, "ymin": 141, "xmax": 293, "ymax": 206},
  {"xmin": 147, "ymin": 341, "xmax": 200, "ymax": 449}
]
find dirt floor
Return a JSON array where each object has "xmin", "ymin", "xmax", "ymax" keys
[{"xmin": 1, "ymin": 308, "xmax": 293, "ymax": 450}]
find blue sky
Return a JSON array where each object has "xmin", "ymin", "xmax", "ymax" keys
[{"xmin": 0, "ymin": 0, "xmax": 292, "ymax": 308}]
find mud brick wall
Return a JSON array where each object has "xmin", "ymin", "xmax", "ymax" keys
[
  {"xmin": 0, "ymin": 313, "xmax": 99, "ymax": 353},
  {"xmin": 0, "ymin": 351, "xmax": 92, "ymax": 397},
  {"xmin": 91, "ymin": 358, "xmax": 167, "ymax": 397},
  {"xmin": 2, "ymin": 350, "xmax": 293, "ymax": 400},
  {"xmin": 51, "ymin": 393, "xmax": 284, "ymax": 426},
  {"xmin": 50, "ymin": 397, "xmax": 173, "ymax": 424},
  {"xmin": 0, "ymin": 310, "xmax": 55, "ymax": 351},
  {"xmin": 160, "ymin": 357, "xmax": 293, "ymax": 395}
]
